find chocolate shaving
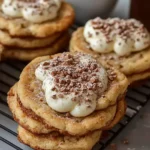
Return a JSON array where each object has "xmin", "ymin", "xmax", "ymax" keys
[
  {"xmin": 89, "ymin": 17, "xmax": 149, "ymax": 46},
  {"xmin": 40, "ymin": 53, "xmax": 110, "ymax": 106},
  {"xmin": 52, "ymin": 95, "xmax": 57, "ymax": 99}
]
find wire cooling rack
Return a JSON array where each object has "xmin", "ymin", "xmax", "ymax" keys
[{"xmin": 1, "ymin": 60, "xmax": 150, "ymax": 150}]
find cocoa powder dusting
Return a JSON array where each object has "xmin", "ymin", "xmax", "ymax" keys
[
  {"xmin": 40, "ymin": 53, "xmax": 115, "ymax": 105},
  {"xmin": 90, "ymin": 17, "xmax": 147, "ymax": 43}
]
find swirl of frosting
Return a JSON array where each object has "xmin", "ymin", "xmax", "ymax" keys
[
  {"xmin": 35, "ymin": 53, "xmax": 108, "ymax": 117},
  {"xmin": 1, "ymin": 0, "xmax": 61, "ymax": 23},
  {"xmin": 84, "ymin": 17, "xmax": 150, "ymax": 56}
]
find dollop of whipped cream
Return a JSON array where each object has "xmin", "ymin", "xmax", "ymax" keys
[
  {"xmin": 35, "ymin": 53, "xmax": 108, "ymax": 117},
  {"xmin": 1, "ymin": 0, "xmax": 61, "ymax": 23},
  {"xmin": 84, "ymin": 17, "xmax": 150, "ymax": 56}
]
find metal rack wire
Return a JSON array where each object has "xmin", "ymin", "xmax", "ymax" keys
[{"xmin": 1, "ymin": 59, "xmax": 150, "ymax": 150}]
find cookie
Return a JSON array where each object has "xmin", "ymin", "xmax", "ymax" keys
[
  {"xmin": 7, "ymin": 84, "xmax": 55, "ymax": 135},
  {"xmin": 10, "ymin": 83, "xmax": 124, "ymax": 135},
  {"xmin": 2, "ymin": 32, "xmax": 70, "ymax": 61},
  {"xmin": 0, "ymin": 30, "xmax": 61, "ymax": 48},
  {"xmin": 70, "ymin": 27, "xmax": 150, "ymax": 83},
  {"xmin": 103, "ymin": 99, "xmax": 126, "ymax": 130},
  {"xmin": 0, "ymin": 2, "xmax": 75, "ymax": 37},
  {"xmin": 17, "ymin": 87, "xmax": 117, "ymax": 136},
  {"xmin": 8, "ymin": 83, "xmax": 126, "ymax": 135},
  {"xmin": 16, "ymin": 52, "xmax": 128, "ymax": 135},
  {"xmin": 18, "ymin": 126, "xmax": 102, "ymax": 150},
  {"xmin": 128, "ymin": 69, "xmax": 150, "ymax": 84}
]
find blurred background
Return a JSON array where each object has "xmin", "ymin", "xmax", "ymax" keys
[
  {"xmin": 66, "ymin": 0, "xmax": 150, "ymax": 31},
  {"xmin": 113, "ymin": 0, "xmax": 150, "ymax": 31},
  {"xmin": 66, "ymin": 0, "xmax": 130, "ymax": 25},
  {"xmin": 110, "ymin": 0, "xmax": 130, "ymax": 18}
]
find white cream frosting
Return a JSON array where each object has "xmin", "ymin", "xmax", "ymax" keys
[
  {"xmin": 84, "ymin": 17, "xmax": 150, "ymax": 56},
  {"xmin": 1, "ymin": 0, "xmax": 61, "ymax": 23},
  {"xmin": 35, "ymin": 54, "xmax": 108, "ymax": 117}
]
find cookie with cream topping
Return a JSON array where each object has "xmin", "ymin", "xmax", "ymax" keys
[
  {"xmin": 84, "ymin": 17, "xmax": 150, "ymax": 56},
  {"xmin": 70, "ymin": 17, "xmax": 150, "ymax": 84},
  {"xmin": 8, "ymin": 83, "xmax": 126, "ymax": 135},
  {"xmin": 0, "ymin": 0, "xmax": 75, "ymax": 37},
  {"xmin": 35, "ymin": 54, "xmax": 108, "ymax": 117},
  {"xmin": 16, "ymin": 52, "xmax": 128, "ymax": 135},
  {"xmin": 2, "ymin": 0, "xmax": 61, "ymax": 23}
]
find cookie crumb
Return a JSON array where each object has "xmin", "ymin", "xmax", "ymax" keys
[
  {"xmin": 122, "ymin": 138, "xmax": 129, "ymax": 145},
  {"xmin": 109, "ymin": 143, "xmax": 117, "ymax": 150},
  {"xmin": 140, "ymin": 115, "xmax": 144, "ymax": 119}
]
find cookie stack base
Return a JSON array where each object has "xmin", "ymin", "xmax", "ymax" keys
[
  {"xmin": 8, "ymin": 84, "xmax": 126, "ymax": 149},
  {"xmin": 8, "ymin": 84, "xmax": 102, "ymax": 150}
]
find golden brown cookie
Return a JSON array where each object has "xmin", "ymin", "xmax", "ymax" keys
[
  {"xmin": 0, "ymin": 2, "xmax": 75, "ymax": 37},
  {"xmin": 103, "ymin": 99, "xmax": 126, "ymax": 130},
  {"xmin": 18, "ymin": 126, "xmax": 102, "ymax": 150},
  {"xmin": 0, "ymin": 46, "xmax": 3, "ymax": 61},
  {"xmin": 0, "ymin": 30, "xmax": 61, "ymax": 48},
  {"xmin": 128, "ymin": 69, "xmax": 150, "ymax": 84},
  {"xmin": 2, "ymin": 32, "xmax": 70, "ymax": 61},
  {"xmin": 17, "ymin": 88, "xmax": 117, "ymax": 136},
  {"xmin": 7, "ymin": 84, "xmax": 55, "ymax": 135},
  {"xmin": 70, "ymin": 28, "xmax": 150, "ymax": 83},
  {"xmin": 16, "ymin": 52, "xmax": 128, "ymax": 135},
  {"xmin": 8, "ymin": 83, "xmax": 126, "ymax": 135}
]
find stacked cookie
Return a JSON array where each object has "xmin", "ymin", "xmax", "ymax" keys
[
  {"xmin": 0, "ymin": 0, "xmax": 75, "ymax": 61},
  {"xmin": 70, "ymin": 17, "xmax": 150, "ymax": 84},
  {"xmin": 8, "ymin": 52, "xmax": 128, "ymax": 150}
]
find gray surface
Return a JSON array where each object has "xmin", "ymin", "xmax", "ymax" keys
[
  {"xmin": 66, "ymin": 0, "xmax": 131, "ymax": 25},
  {"xmin": 106, "ymin": 99, "xmax": 150, "ymax": 150},
  {"xmin": 0, "ymin": 141, "xmax": 16, "ymax": 150}
]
